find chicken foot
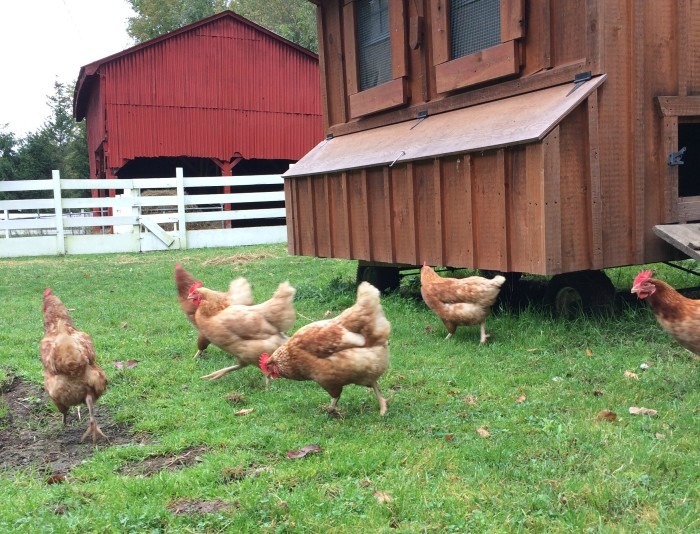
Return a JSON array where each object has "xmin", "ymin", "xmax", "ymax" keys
[
  {"xmin": 201, "ymin": 364, "xmax": 242, "ymax": 380},
  {"xmin": 371, "ymin": 382, "xmax": 388, "ymax": 416},
  {"xmin": 480, "ymin": 323, "xmax": 490, "ymax": 344},
  {"xmin": 80, "ymin": 395, "xmax": 107, "ymax": 445}
]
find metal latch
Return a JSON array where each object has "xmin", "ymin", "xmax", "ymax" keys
[
  {"xmin": 668, "ymin": 146, "xmax": 686, "ymax": 166},
  {"xmin": 566, "ymin": 71, "xmax": 592, "ymax": 96},
  {"xmin": 411, "ymin": 110, "xmax": 428, "ymax": 130}
]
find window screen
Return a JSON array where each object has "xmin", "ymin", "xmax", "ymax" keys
[
  {"xmin": 357, "ymin": 0, "xmax": 392, "ymax": 91},
  {"xmin": 450, "ymin": 0, "xmax": 501, "ymax": 60}
]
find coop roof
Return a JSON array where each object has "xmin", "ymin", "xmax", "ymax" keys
[{"xmin": 284, "ymin": 75, "xmax": 607, "ymax": 178}]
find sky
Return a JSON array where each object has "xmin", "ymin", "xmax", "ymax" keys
[{"xmin": 0, "ymin": 0, "xmax": 136, "ymax": 137}]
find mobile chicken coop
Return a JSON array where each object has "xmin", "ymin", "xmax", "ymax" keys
[{"xmin": 284, "ymin": 0, "xmax": 700, "ymax": 313}]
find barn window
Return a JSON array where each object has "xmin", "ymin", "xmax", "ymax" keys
[
  {"xmin": 433, "ymin": 0, "xmax": 524, "ymax": 94},
  {"xmin": 344, "ymin": 0, "xmax": 408, "ymax": 118},
  {"xmin": 357, "ymin": 0, "xmax": 391, "ymax": 91}
]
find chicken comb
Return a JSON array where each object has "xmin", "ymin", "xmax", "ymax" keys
[
  {"xmin": 259, "ymin": 353, "xmax": 271, "ymax": 375},
  {"xmin": 188, "ymin": 281, "xmax": 203, "ymax": 294},
  {"xmin": 44, "ymin": 288, "xmax": 52, "ymax": 297},
  {"xmin": 633, "ymin": 270, "xmax": 653, "ymax": 286}
]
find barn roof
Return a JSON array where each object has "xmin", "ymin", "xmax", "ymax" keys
[
  {"xmin": 74, "ymin": 10, "xmax": 318, "ymax": 120},
  {"xmin": 285, "ymin": 75, "xmax": 606, "ymax": 177}
]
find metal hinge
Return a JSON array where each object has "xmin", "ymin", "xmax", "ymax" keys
[
  {"xmin": 668, "ymin": 146, "xmax": 686, "ymax": 166},
  {"xmin": 566, "ymin": 71, "xmax": 592, "ymax": 96}
]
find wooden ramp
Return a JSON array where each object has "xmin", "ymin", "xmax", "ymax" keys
[{"xmin": 653, "ymin": 224, "xmax": 700, "ymax": 261}]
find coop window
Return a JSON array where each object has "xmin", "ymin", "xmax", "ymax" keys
[
  {"xmin": 343, "ymin": 0, "xmax": 408, "ymax": 118},
  {"xmin": 450, "ymin": 0, "xmax": 501, "ymax": 59},
  {"xmin": 357, "ymin": 0, "xmax": 391, "ymax": 91},
  {"xmin": 433, "ymin": 0, "xmax": 524, "ymax": 94},
  {"xmin": 678, "ymin": 122, "xmax": 700, "ymax": 197}
]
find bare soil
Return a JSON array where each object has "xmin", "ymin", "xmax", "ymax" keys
[{"xmin": 0, "ymin": 377, "xmax": 134, "ymax": 476}]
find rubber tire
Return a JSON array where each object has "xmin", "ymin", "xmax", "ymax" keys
[
  {"xmin": 356, "ymin": 264, "xmax": 401, "ymax": 293},
  {"xmin": 545, "ymin": 270, "xmax": 615, "ymax": 318}
]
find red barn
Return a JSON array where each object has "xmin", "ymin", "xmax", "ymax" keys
[{"xmin": 73, "ymin": 10, "xmax": 322, "ymax": 181}]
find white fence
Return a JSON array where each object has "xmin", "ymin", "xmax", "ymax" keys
[{"xmin": 0, "ymin": 168, "xmax": 287, "ymax": 258}]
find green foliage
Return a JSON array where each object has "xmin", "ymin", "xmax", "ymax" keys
[
  {"xmin": 127, "ymin": 0, "xmax": 317, "ymax": 52},
  {"xmin": 0, "ymin": 245, "xmax": 698, "ymax": 531}
]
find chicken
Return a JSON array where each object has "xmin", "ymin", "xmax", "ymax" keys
[
  {"xmin": 175, "ymin": 263, "xmax": 254, "ymax": 358},
  {"xmin": 631, "ymin": 269, "xmax": 700, "ymax": 356},
  {"xmin": 40, "ymin": 288, "xmax": 108, "ymax": 444},
  {"xmin": 259, "ymin": 281, "xmax": 391, "ymax": 416},
  {"xmin": 189, "ymin": 280, "xmax": 296, "ymax": 380},
  {"xmin": 420, "ymin": 262, "xmax": 505, "ymax": 343}
]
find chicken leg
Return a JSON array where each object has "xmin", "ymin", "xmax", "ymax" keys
[
  {"xmin": 80, "ymin": 395, "xmax": 107, "ymax": 445},
  {"xmin": 200, "ymin": 364, "xmax": 242, "ymax": 380},
  {"xmin": 371, "ymin": 382, "xmax": 388, "ymax": 416}
]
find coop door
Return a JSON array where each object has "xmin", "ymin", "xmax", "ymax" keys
[{"xmin": 674, "ymin": 120, "xmax": 700, "ymax": 222}]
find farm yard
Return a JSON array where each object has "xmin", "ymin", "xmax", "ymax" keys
[{"xmin": 0, "ymin": 244, "xmax": 698, "ymax": 532}]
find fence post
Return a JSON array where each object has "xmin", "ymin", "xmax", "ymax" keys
[
  {"xmin": 176, "ymin": 167, "xmax": 187, "ymax": 249},
  {"xmin": 52, "ymin": 170, "xmax": 66, "ymax": 255}
]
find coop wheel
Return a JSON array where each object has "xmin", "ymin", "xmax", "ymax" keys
[
  {"xmin": 356, "ymin": 264, "xmax": 401, "ymax": 293},
  {"xmin": 545, "ymin": 270, "xmax": 615, "ymax": 318}
]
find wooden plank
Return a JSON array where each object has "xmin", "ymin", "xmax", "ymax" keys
[
  {"xmin": 367, "ymin": 167, "xmax": 392, "ymax": 263},
  {"xmin": 501, "ymin": 0, "xmax": 524, "ymax": 41},
  {"xmin": 678, "ymin": 0, "xmax": 689, "ymax": 97},
  {"xmin": 306, "ymin": 178, "xmax": 317, "ymax": 256},
  {"xmin": 543, "ymin": 127, "xmax": 562, "ymax": 273},
  {"xmin": 632, "ymin": 1, "xmax": 646, "ymax": 265},
  {"xmin": 322, "ymin": 0, "xmax": 347, "ymax": 128},
  {"xmin": 413, "ymin": 160, "xmax": 442, "ymax": 265},
  {"xmin": 348, "ymin": 77, "xmax": 408, "ymax": 118},
  {"xmin": 677, "ymin": 198, "xmax": 700, "ymax": 222},
  {"xmin": 341, "ymin": 172, "xmax": 353, "ymax": 257},
  {"xmin": 284, "ymin": 178, "xmax": 296, "ymax": 254},
  {"xmin": 324, "ymin": 176, "xmax": 334, "ymax": 257},
  {"xmin": 391, "ymin": 164, "xmax": 416, "ymax": 264},
  {"xmin": 522, "ymin": 0, "xmax": 551, "ymax": 75},
  {"xmin": 328, "ymin": 174, "xmax": 351, "ymax": 258},
  {"xmin": 430, "ymin": 0, "xmax": 450, "ymax": 66},
  {"xmin": 472, "ymin": 150, "xmax": 507, "ymax": 270},
  {"xmin": 517, "ymin": 143, "xmax": 547, "ymax": 274},
  {"xmin": 653, "ymin": 223, "xmax": 700, "ymax": 261},
  {"xmin": 663, "ymin": 116, "xmax": 679, "ymax": 221},
  {"xmin": 342, "ymin": 1, "xmax": 358, "ymax": 97},
  {"xmin": 348, "ymin": 170, "xmax": 370, "ymax": 259},
  {"xmin": 316, "ymin": 2, "xmax": 331, "ymax": 131},
  {"xmin": 313, "ymin": 177, "xmax": 331, "ymax": 257},
  {"xmin": 587, "ymin": 91, "xmax": 604, "ymax": 268},
  {"xmin": 140, "ymin": 216, "xmax": 175, "ymax": 247},
  {"xmin": 656, "ymin": 96, "xmax": 700, "ymax": 117},
  {"xmin": 585, "ymin": 0, "xmax": 602, "ymax": 73},
  {"xmin": 390, "ymin": 0, "xmax": 407, "ymax": 79},
  {"xmin": 435, "ymin": 40, "xmax": 519, "ymax": 94},
  {"xmin": 441, "ymin": 155, "xmax": 473, "ymax": 268},
  {"xmin": 383, "ymin": 167, "xmax": 396, "ymax": 263},
  {"xmin": 435, "ymin": 158, "xmax": 445, "ymax": 266}
]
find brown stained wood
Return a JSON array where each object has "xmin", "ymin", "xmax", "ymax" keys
[
  {"xmin": 409, "ymin": 15, "xmax": 423, "ymax": 50},
  {"xmin": 501, "ymin": 0, "xmax": 524, "ymax": 41},
  {"xmin": 472, "ymin": 151, "xmax": 508, "ymax": 271},
  {"xmin": 543, "ymin": 127, "xmax": 562, "ymax": 273},
  {"xmin": 362, "ymin": 170, "xmax": 373, "ymax": 259},
  {"xmin": 677, "ymin": 199, "xmax": 700, "ymax": 223},
  {"xmin": 322, "ymin": 1, "xmax": 347, "ymax": 128},
  {"xmin": 390, "ymin": 0, "xmax": 408, "ymax": 79},
  {"xmin": 328, "ymin": 175, "xmax": 350, "ymax": 257},
  {"xmin": 348, "ymin": 170, "xmax": 370, "ymax": 259},
  {"xmin": 349, "ymin": 78, "xmax": 408, "ymax": 118},
  {"xmin": 552, "ymin": 1, "xmax": 586, "ymax": 67},
  {"xmin": 366, "ymin": 168, "xmax": 392, "ymax": 263},
  {"xmin": 390, "ymin": 165, "xmax": 417, "ymax": 264},
  {"xmin": 662, "ymin": 116, "xmax": 679, "ymax": 222},
  {"xmin": 341, "ymin": 172, "xmax": 353, "ymax": 256},
  {"xmin": 678, "ymin": 0, "xmax": 689, "ymax": 97},
  {"xmin": 653, "ymin": 223, "xmax": 700, "ymax": 261},
  {"xmin": 587, "ymin": 92, "xmax": 603, "ymax": 269},
  {"xmin": 383, "ymin": 167, "xmax": 396, "ymax": 263},
  {"xmin": 435, "ymin": 41, "xmax": 519, "ymax": 94},
  {"xmin": 307, "ymin": 178, "xmax": 318, "ymax": 257},
  {"xmin": 324, "ymin": 176, "xmax": 335, "ymax": 257},
  {"xmin": 431, "ymin": 0, "xmax": 449, "ymax": 66},
  {"xmin": 522, "ymin": 0, "xmax": 551, "ymax": 75},
  {"xmin": 632, "ymin": 0, "xmax": 646, "ymax": 265},
  {"xmin": 413, "ymin": 161, "xmax": 442, "ymax": 265},
  {"xmin": 313, "ymin": 177, "xmax": 331, "ymax": 257},
  {"xmin": 329, "ymin": 61, "xmax": 587, "ymax": 137},
  {"xmin": 435, "ymin": 158, "xmax": 445, "ymax": 265},
  {"xmin": 558, "ymin": 105, "xmax": 591, "ymax": 272},
  {"xmin": 688, "ymin": 1, "xmax": 700, "ymax": 94},
  {"xmin": 656, "ymin": 96, "xmax": 700, "ymax": 117},
  {"xmin": 316, "ymin": 4, "xmax": 330, "ymax": 131},
  {"xmin": 519, "ymin": 144, "xmax": 547, "ymax": 274},
  {"xmin": 284, "ymin": 178, "xmax": 296, "ymax": 255},
  {"xmin": 342, "ymin": 1, "xmax": 358, "ymax": 97},
  {"xmin": 585, "ymin": 0, "xmax": 602, "ymax": 73},
  {"xmin": 440, "ymin": 156, "xmax": 473, "ymax": 267}
]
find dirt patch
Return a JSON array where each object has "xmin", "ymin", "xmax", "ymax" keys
[
  {"xmin": 0, "ymin": 377, "xmax": 135, "ymax": 476},
  {"xmin": 118, "ymin": 445, "xmax": 209, "ymax": 477},
  {"xmin": 168, "ymin": 498, "xmax": 234, "ymax": 515},
  {"xmin": 202, "ymin": 253, "xmax": 274, "ymax": 266}
]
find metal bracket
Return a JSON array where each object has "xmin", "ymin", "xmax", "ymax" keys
[
  {"xmin": 668, "ymin": 146, "xmax": 686, "ymax": 166},
  {"xmin": 566, "ymin": 71, "xmax": 592, "ymax": 96},
  {"xmin": 410, "ymin": 110, "xmax": 428, "ymax": 130}
]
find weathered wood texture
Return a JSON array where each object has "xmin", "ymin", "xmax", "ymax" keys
[{"xmin": 290, "ymin": 1, "xmax": 700, "ymax": 274}]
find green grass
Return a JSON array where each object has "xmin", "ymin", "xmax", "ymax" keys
[{"xmin": 0, "ymin": 244, "xmax": 698, "ymax": 532}]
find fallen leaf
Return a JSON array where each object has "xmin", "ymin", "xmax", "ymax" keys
[
  {"xmin": 225, "ymin": 393, "xmax": 245, "ymax": 404},
  {"xmin": 397, "ymin": 374, "xmax": 407, "ymax": 380},
  {"xmin": 120, "ymin": 321, "xmax": 128, "ymax": 329},
  {"xmin": 235, "ymin": 408, "xmax": 254, "ymax": 416},
  {"xmin": 476, "ymin": 427, "xmax": 490, "ymax": 438},
  {"xmin": 623, "ymin": 370, "xmax": 639, "ymax": 380},
  {"xmin": 83, "ymin": 273, "xmax": 91, "ymax": 278},
  {"xmin": 515, "ymin": 394, "xmax": 527, "ymax": 404},
  {"xmin": 585, "ymin": 348, "xmax": 593, "ymax": 357},
  {"xmin": 46, "ymin": 473, "xmax": 66, "ymax": 485},
  {"xmin": 444, "ymin": 434, "xmax": 454, "ymax": 441},
  {"xmin": 655, "ymin": 433, "xmax": 666, "ymax": 440},
  {"xmin": 374, "ymin": 490, "xmax": 392, "ymax": 504},
  {"xmin": 113, "ymin": 359, "xmax": 140, "ymax": 369},
  {"xmin": 462, "ymin": 395, "xmax": 478, "ymax": 405},
  {"xmin": 286, "ymin": 444, "xmax": 322, "ymax": 459},
  {"xmin": 596, "ymin": 409, "xmax": 617, "ymax": 422},
  {"xmin": 629, "ymin": 406, "xmax": 658, "ymax": 416}
]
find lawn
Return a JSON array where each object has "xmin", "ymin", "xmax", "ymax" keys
[{"xmin": 0, "ymin": 244, "xmax": 698, "ymax": 532}]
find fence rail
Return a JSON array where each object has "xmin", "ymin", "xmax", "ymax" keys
[{"xmin": 0, "ymin": 168, "xmax": 287, "ymax": 258}]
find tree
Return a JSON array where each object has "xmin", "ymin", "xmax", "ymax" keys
[{"xmin": 127, "ymin": 0, "xmax": 317, "ymax": 52}]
